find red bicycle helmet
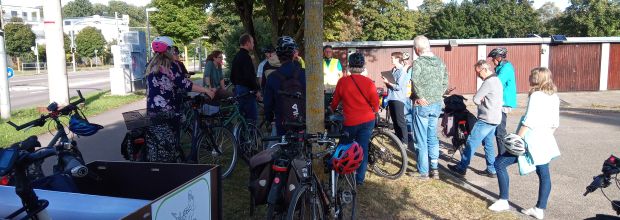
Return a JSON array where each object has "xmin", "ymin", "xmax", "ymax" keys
[{"xmin": 331, "ymin": 142, "xmax": 364, "ymax": 174}]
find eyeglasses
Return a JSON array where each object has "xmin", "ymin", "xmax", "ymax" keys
[{"xmin": 217, "ymin": 56, "xmax": 223, "ymax": 59}]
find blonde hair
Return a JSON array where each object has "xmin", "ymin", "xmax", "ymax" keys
[
  {"xmin": 146, "ymin": 52, "xmax": 174, "ymax": 75},
  {"xmin": 529, "ymin": 67, "xmax": 557, "ymax": 96}
]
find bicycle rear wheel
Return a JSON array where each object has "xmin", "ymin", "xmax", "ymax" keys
[
  {"xmin": 336, "ymin": 173, "xmax": 357, "ymax": 220},
  {"xmin": 197, "ymin": 126, "xmax": 238, "ymax": 178},
  {"xmin": 286, "ymin": 185, "xmax": 326, "ymax": 220},
  {"xmin": 368, "ymin": 130, "xmax": 407, "ymax": 179}
]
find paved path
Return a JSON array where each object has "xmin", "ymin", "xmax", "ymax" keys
[
  {"xmin": 9, "ymin": 70, "xmax": 111, "ymax": 110},
  {"xmin": 438, "ymin": 91, "xmax": 620, "ymax": 220}
]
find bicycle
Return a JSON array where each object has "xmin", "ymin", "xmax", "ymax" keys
[
  {"xmin": 260, "ymin": 126, "xmax": 357, "ymax": 220},
  {"xmin": 5, "ymin": 90, "xmax": 93, "ymax": 184},
  {"xmin": 325, "ymin": 102, "xmax": 407, "ymax": 180},
  {"xmin": 584, "ymin": 155, "xmax": 620, "ymax": 215}
]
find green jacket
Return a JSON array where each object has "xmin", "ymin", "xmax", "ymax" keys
[{"xmin": 411, "ymin": 56, "xmax": 449, "ymax": 105}]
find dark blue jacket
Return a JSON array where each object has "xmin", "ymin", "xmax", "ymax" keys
[{"xmin": 264, "ymin": 61, "xmax": 306, "ymax": 135}]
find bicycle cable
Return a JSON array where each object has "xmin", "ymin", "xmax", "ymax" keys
[{"xmin": 600, "ymin": 174, "xmax": 620, "ymax": 209}]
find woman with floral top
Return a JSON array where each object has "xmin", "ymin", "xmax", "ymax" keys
[{"xmin": 145, "ymin": 36, "xmax": 215, "ymax": 162}]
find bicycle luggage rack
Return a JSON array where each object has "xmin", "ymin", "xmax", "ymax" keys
[{"xmin": 122, "ymin": 109, "xmax": 151, "ymax": 130}]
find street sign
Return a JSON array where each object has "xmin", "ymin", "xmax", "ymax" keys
[{"xmin": 7, "ymin": 67, "xmax": 14, "ymax": 79}]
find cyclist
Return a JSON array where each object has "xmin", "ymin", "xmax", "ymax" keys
[
  {"xmin": 145, "ymin": 36, "xmax": 215, "ymax": 162},
  {"xmin": 330, "ymin": 52, "xmax": 379, "ymax": 185},
  {"xmin": 263, "ymin": 36, "xmax": 306, "ymax": 135},
  {"xmin": 171, "ymin": 46, "xmax": 189, "ymax": 78},
  {"xmin": 488, "ymin": 47, "xmax": 518, "ymax": 155}
]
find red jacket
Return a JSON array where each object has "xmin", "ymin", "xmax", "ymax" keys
[{"xmin": 330, "ymin": 75, "xmax": 379, "ymax": 126}]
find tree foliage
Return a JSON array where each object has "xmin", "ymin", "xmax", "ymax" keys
[
  {"xmin": 149, "ymin": 0, "xmax": 208, "ymax": 46},
  {"xmin": 555, "ymin": 0, "xmax": 620, "ymax": 36},
  {"xmin": 75, "ymin": 27, "xmax": 107, "ymax": 60},
  {"xmin": 4, "ymin": 18, "xmax": 36, "ymax": 57},
  {"xmin": 62, "ymin": 0, "xmax": 94, "ymax": 18},
  {"xmin": 356, "ymin": 0, "xmax": 418, "ymax": 41}
]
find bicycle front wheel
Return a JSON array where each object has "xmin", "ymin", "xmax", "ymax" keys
[
  {"xmin": 286, "ymin": 185, "xmax": 326, "ymax": 220},
  {"xmin": 197, "ymin": 126, "xmax": 238, "ymax": 178},
  {"xmin": 368, "ymin": 130, "xmax": 407, "ymax": 179},
  {"xmin": 236, "ymin": 123, "xmax": 264, "ymax": 164},
  {"xmin": 336, "ymin": 173, "xmax": 357, "ymax": 220}
]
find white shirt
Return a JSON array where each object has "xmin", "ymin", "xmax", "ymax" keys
[
  {"xmin": 521, "ymin": 91, "xmax": 561, "ymax": 165},
  {"xmin": 257, "ymin": 59, "xmax": 269, "ymax": 78}
]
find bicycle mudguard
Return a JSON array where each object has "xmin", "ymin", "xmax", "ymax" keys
[{"xmin": 267, "ymin": 171, "xmax": 288, "ymax": 205}]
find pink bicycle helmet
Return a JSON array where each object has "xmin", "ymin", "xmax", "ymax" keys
[
  {"xmin": 151, "ymin": 36, "xmax": 174, "ymax": 53},
  {"xmin": 331, "ymin": 141, "xmax": 364, "ymax": 175}
]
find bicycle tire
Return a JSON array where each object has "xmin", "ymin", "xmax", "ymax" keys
[
  {"xmin": 234, "ymin": 123, "xmax": 264, "ymax": 164},
  {"xmin": 286, "ymin": 185, "xmax": 326, "ymax": 220},
  {"xmin": 368, "ymin": 130, "xmax": 407, "ymax": 179},
  {"xmin": 266, "ymin": 203, "xmax": 284, "ymax": 220},
  {"xmin": 336, "ymin": 173, "xmax": 357, "ymax": 220},
  {"xmin": 196, "ymin": 126, "xmax": 238, "ymax": 178},
  {"xmin": 178, "ymin": 129, "xmax": 193, "ymax": 161}
]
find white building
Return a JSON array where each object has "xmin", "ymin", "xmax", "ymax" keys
[
  {"xmin": 63, "ymin": 15, "xmax": 130, "ymax": 43},
  {"xmin": 1, "ymin": 5, "xmax": 45, "ymax": 44}
]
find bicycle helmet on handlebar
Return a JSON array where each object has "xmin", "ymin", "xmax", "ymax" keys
[
  {"xmin": 504, "ymin": 133, "xmax": 526, "ymax": 156},
  {"xmin": 331, "ymin": 141, "xmax": 364, "ymax": 174},
  {"xmin": 69, "ymin": 114, "xmax": 103, "ymax": 136}
]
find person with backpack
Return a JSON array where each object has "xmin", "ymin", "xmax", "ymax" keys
[
  {"xmin": 488, "ymin": 47, "xmax": 518, "ymax": 155},
  {"xmin": 384, "ymin": 52, "xmax": 411, "ymax": 149},
  {"xmin": 263, "ymin": 36, "xmax": 306, "ymax": 135},
  {"xmin": 448, "ymin": 60, "xmax": 503, "ymax": 178},
  {"xmin": 330, "ymin": 52, "xmax": 379, "ymax": 185},
  {"xmin": 145, "ymin": 36, "xmax": 215, "ymax": 162},
  {"xmin": 488, "ymin": 67, "xmax": 560, "ymax": 220}
]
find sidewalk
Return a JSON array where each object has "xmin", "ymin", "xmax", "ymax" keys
[{"xmin": 439, "ymin": 90, "xmax": 620, "ymax": 219}]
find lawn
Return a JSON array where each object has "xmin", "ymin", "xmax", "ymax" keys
[
  {"xmin": 221, "ymin": 152, "xmax": 518, "ymax": 219},
  {"xmin": 0, "ymin": 90, "xmax": 144, "ymax": 147}
]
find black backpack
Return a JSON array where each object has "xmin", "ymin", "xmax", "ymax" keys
[{"xmin": 275, "ymin": 68, "xmax": 305, "ymax": 130}]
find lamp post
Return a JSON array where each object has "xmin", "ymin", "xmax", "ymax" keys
[
  {"xmin": 30, "ymin": 45, "xmax": 40, "ymax": 74},
  {"xmin": 145, "ymin": 7, "xmax": 159, "ymax": 60},
  {"xmin": 94, "ymin": 49, "xmax": 98, "ymax": 67}
]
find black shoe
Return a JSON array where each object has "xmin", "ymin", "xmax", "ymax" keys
[
  {"xmin": 483, "ymin": 170, "xmax": 497, "ymax": 178},
  {"xmin": 448, "ymin": 164, "xmax": 466, "ymax": 176},
  {"xmin": 430, "ymin": 169, "xmax": 440, "ymax": 180}
]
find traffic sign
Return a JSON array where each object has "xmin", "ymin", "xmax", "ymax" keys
[{"xmin": 7, "ymin": 67, "xmax": 14, "ymax": 79}]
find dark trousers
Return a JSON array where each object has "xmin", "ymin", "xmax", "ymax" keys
[
  {"xmin": 388, "ymin": 100, "xmax": 408, "ymax": 145},
  {"xmin": 495, "ymin": 112, "xmax": 508, "ymax": 155}
]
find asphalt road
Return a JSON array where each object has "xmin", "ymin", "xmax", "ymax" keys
[{"xmin": 8, "ymin": 70, "xmax": 111, "ymax": 110}]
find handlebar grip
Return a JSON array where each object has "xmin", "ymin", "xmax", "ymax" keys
[
  {"xmin": 25, "ymin": 147, "xmax": 57, "ymax": 163},
  {"xmin": 7, "ymin": 115, "xmax": 48, "ymax": 131}
]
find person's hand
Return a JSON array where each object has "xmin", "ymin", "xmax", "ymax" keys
[
  {"xmin": 382, "ymin": 76, "xmax": 390, "ymax": 85},
  {"xmin": 415, "ymin": 98, "xmax": 429, "ymax": 106},
  {"xmin": 256, "ymin": 91, "xmax": 263, "ymax": 101},
  {"xmin": 205, "ymin": 88, "xmax": 216, "ymax": 98}
]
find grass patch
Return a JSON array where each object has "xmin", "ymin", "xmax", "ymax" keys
[
  {"xmin": 0, "ymin": 90, "xmax": 144, "ymax": 147},
  {"xmin": 221, "ymin": 155, "xmax": 518, "ymax": 219}
]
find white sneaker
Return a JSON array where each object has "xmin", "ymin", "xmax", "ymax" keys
[
  {"xmin": 522, "ymin": 207, "xmax": 544, "ymax": 219},
  {"xmin": 488, "ymin": 199, "xmax": 510, "ymax": 212}
]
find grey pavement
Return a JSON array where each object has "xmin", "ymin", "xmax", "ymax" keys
[
  {"xmin": 9, "ymin": 70, "xmax": 111, "ymax": 110},
  {"xmin": 437, "ymin": 90, "xmax": 620, "ymax": 220}
]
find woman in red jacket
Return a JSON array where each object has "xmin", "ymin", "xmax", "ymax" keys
[{"xmin": 330, "ymin": 52, "xmax": 379, "ymax": 185}]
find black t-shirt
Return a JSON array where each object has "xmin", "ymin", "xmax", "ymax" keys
[{"xmin": 230, "ymin": 48, "xmax": 258, "ymax": 91}]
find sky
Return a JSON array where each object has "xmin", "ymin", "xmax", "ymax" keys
[{"xmin": 409, "ymin": 0, "xmax": 571, "ymax": 10}]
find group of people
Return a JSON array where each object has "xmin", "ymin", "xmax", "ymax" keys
[{"xmin": 143, "ymin": 33, "xmax": 560, "ymax": 219}]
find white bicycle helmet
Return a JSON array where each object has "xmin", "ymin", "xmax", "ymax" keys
[{"xmin": 504, "ymin": 133, "xmax": 526, "ymax": 156}]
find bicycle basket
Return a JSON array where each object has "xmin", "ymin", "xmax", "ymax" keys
[{"xmin": 122, "ymin": 109, "xmax": 151, "ymax": 130}]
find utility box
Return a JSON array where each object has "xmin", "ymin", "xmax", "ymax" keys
[
  {"xmin": 120, "ymin": 31, "xmax": 147, "ymax": 91},
  {"xmin": 0, "ymin": 161, "xmax": 222, "ymax": 220}
]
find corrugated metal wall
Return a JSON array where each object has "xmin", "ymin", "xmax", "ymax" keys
[
  {"xmin": 431, "ymin": 46, "xmax": 478, "ymax": 94},
  {"xmin": 486, "ymin": 45, "xmax": 541, "ymax": 93},
  {"xmin": 549, "ymin": 44, "xmax": 601, "ymax": 92},
  {"xmin": 608, "ymin": 44, "xmax": 620, "ymax": 90},
  {"xmin": 354, "ymin": 47, "xmax": 414, "ymax": 90}
]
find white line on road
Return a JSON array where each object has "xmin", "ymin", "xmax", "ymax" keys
[{"xmin": 10, "ymin": 78, "xmax": 110, "ymax": 92}]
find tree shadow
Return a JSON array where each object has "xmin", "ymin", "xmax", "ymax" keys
[{"xmin": 560, "ymin": 107, "xmax": 620, "ymax": 128}]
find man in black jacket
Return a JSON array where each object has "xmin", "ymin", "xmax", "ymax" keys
[{"xmin": 231, "ymin": 33, "xmax": 261, "ymax": 122}]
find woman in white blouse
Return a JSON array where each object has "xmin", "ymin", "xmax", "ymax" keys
[{"xmin": 488, "ymin": 67, "xmax": 561, "ymax": 220}]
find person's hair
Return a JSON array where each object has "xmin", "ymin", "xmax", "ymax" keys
[
  {"xmin": 172, "ymin": 46, "xmax": 180, "ymax": 54},
  {"xmin": 414, "ymin": 35, "xmax": 431, "ymax": 53},
  {"xmin": 391, "ymin": 52, "xmax": 405, "ymax": 65},
  {"xmin": 207, "ymin": 50, "xmax": 223, "ymax": 61},
  {"xmin": 323, "ymin": 45, "xmax": 333, "ymax": 51},
  {"xmin": 474, "ymin": 60, "xmax": 492, "ymax": 72},
  {"xmin": 239, "ymin": 33, "xmax": 253, "ymax": 46},
  {"xmin": 146, "ymin": 52, "xmax": 174, "ymax": 76},
  {"xmin": 529, "ymin": 67, "xmax": 557, "ymax": 96},
  {"xmin": 349, "ymin": 67, "xmax": 365, "ymax": 74}
]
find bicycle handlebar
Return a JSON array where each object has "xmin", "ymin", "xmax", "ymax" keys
[
  {"xmin": 222, "ymin": 91, "xmax": 256, "ymax": 103},
  {"xmin": 7, "ymin": 90, "xmax": 85, "ymax": 131},
  {"xmin": 261, "ymin": 132, "xmax": 347, "ymax": 142}
]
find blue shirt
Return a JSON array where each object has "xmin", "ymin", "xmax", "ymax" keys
[
  {"xmin": 386, "ymin": 67, "xmax": 410, "ymax": 103},
  {"xmin": 495, "ymin": 61, "xmax": 518, "ymax": 108},
  {"xmin": 263, "ymin": 61, "xmax": 306, "ymax": 134}
]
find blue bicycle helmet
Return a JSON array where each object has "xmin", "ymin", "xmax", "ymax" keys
[{"xmin": 69, "ymin": 114, "xmax": 103, "ymax": 136}]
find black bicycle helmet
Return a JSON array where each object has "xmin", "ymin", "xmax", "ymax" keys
[
  {"xmin": 348, "ymin": 52, "xmax": 365, "ymax": 68},
  {"xmin": 488, "ymin": 47, "xmax": 508, "ymax": 59},
  {"xmin": 69, "ymin": 114, "xmax": 103, "ymax": 136},
  {"xmin": 276, "ymin": 36, "xmax": 297, "ymax": 58}
]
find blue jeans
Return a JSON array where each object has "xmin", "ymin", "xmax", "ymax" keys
[
  {"xmin": 342, "ymin": 120, "xmax": 375, "ymax": 183},
  {"xmin": 456, "ymin": 120, "xmax": 498, "ymax": 174},
  {"xmin": 404, "ymin": 99, "xmax": 415, "ymax": 149},
  {"xmin": 495, "ymin": 153, "xmax": 552, "ymax": 209},
  {"xmin": 234, "ymin": 85, "xmax": 257, "ymax": 122},
  {"xmin": 413, "ymin": 102, "xmax": 442, "ymax": 175}
]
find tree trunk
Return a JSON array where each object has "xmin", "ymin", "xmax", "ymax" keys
[
  {"xmin": 17, "ymin": 57, "xmax": 21, "ymax": 71},
  {"xmin": 305, "ymin": 0, "xmax": 325, "ymax": 180},
  {"xmin": 234, "ymin": 0, "xmax": 260, "ymax": 66},
  {"xmin": 263, "ymin": 0, "xmax": 280, "ymax": 45}
]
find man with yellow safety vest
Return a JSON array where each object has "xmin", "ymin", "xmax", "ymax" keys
[{"xmin": 323, "ymin": 45, "xmax": 343, "ymax": 90}]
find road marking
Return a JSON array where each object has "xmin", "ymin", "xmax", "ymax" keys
[
  {"xmin": 68, "ymin": 78, "xmax": 110, "ymax": 87},
  {"xmin": 10, "ymin": 78, "xmax": 110, "ymax": 92}
]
